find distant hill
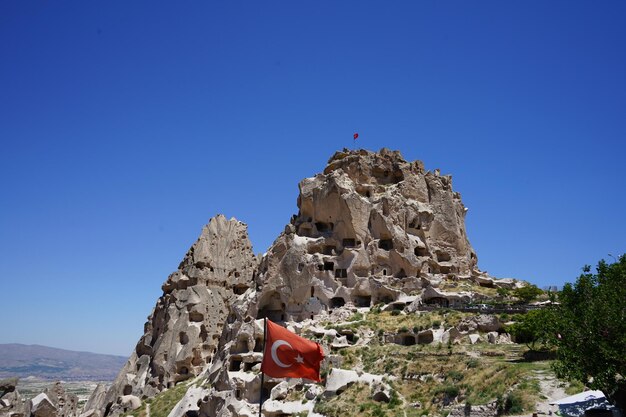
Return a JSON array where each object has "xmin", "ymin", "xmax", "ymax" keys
[{"xmin": 0, "ymin": 344, "xmax": 126, "ymax": 381}]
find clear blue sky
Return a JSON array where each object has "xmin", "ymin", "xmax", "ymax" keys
[{"xmin": 1, "ymin": 1, "xmax": 624, "ymax": 356}]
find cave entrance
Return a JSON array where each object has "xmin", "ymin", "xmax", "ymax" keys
[
  {"xmin": 342, "ymin": 238, "xmax": 356, "ymax": 248},
  {"xmin": 399, "ymin": 334, "xmax": 416, "ymax": 346},
  {"xmin": 354, "ymin": 295, "xmax": 371, "ymax": 308},
  {"xmin": 330, "ymin": 297, "xmax": 345, "ymax": 308},
  {"xmin": 233, "ymin": 284, "xmax": 248, "ymax": 295},
  {"xmin": 378, "ymin": 239, "xmax": 394, "ymax": 251},
  {"xmin": 417, "ymin": 332, "xmax": 434, "ymax": 344}
]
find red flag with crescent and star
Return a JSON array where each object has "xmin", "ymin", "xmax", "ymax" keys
[{"xmin": 260, "ymin": 319, "xmax": 325, "ymax": 381}]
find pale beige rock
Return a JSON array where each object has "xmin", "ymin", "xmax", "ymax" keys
[
  {"xmin": 80, "ymin": 384, "xmax": 105, "ymax": 417},
  {"xmin": 94, "ymin": 149, "xmax": 526, "ymax": 417},
  {"xmin": 30, "ymin": 394, "xmax": 57, "ymax": 417},
  {"xmin": 92, "ymin": 215, "xmax": 256, "ymax": 416},
  {"xmin": 0, "ymin": 378, "xmax": 24, "ymax": 417},
  {"xmin": 43, "ymin": 382, "xmax": 78, "ymax": 417},
  {"xmin": 117, "ymin": 396, "xmax": 140, "ymax": 411},
  {"xmin": 458, "ymin": 315, "xmax": 502, "ymax": 333},
  {"xmin": 487, "ymin": 331, "xmax": 499, "ymax": 344},
  {"xmin": 166, "ymin": 386, "xmax": 209, "ymax": 417}
]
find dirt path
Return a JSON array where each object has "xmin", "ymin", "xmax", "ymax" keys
[
  {"xmin": 509, "ymin": 368, "xmax": 568, "ymax": 417},
  {"xmin": 534, "ymin": 369, "xmax": 568, "ymax": 415}
]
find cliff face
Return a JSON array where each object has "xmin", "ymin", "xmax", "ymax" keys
[
  {"xmin": 253, "ymin": 148, "xmax": 478, "ymax": 324},
  {"xmin": 89, "ymin": 148, "xmax": 522, "ymax": 417},
  {"xmin": 194, "ymin": 149, "xmax": 505, "ymax": 416},
  {"xmin": 88, "ymin": 215, "xmax": 257, "ymax": 417}
]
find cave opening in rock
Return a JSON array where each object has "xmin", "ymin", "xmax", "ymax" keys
[
  {"xmin": 437, "ymin": 252, "xmax": 452, "ymax": 262},
  {"xmin": 379, "ymin": 239, "xmax": 394, "ymax": 251},
  {"xmin": 253, "ymin": 338, "xmax": 263, "ymax": 352},
  {"xmin": 315, "ymin": 222, "xmax": 332, "ymax": 233},
  {"xmin": 399, "ymin": 334, "xmax": 416, "ymax": 346},
  {"xmin": 229, "ymin": 358, "xmax": 242, "ymax": 372},
  {"xmin": 342, "ymin": 238, "xmax": 356, "ymax": 248},
  {"xmin": 417, "ymin": 332, "xmax": 434, "ymax": 344},
  {"xmin": 330, "ymin": 297, "xmax": 346, "ymax": 308},
  {"xmin": 233, "ymin": 284, "xmax": 248, "ymax": 295},
  {"xmin": 354, "ymin": 295, "xmax": 371, "ymax": 307}
]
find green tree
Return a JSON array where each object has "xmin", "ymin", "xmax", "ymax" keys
[
  {"xmin": 506, "ymin": 308, "xmax": 557, "ymax": 350},
  {"xmin": 513, "ymin": 284, "xmax": 543, "ymax": 304},
  {"xmin": 552, "ymin": 255, "xmax": 626, "ymax": 411}
]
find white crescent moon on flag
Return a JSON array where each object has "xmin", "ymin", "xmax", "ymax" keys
[{"xmin": 271, "ymin": 340, "xmax": 294, "ymax": 368}]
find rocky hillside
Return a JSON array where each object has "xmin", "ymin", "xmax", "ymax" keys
[
  {"xmin": 80, "ymin": 148, "xmax": 552, "ymax": 417},
  {"xmin": 0, "ymin": 344, "xmax": 126, "ymax": 381}
]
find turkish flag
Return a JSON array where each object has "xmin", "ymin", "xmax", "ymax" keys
[
  {"xmin": 260, "ymin": 319, "xmax": 325, "ymax": 381},
  {"xmin": 353, "ymin": 133, "xmax": 359, "ymax": 140}
]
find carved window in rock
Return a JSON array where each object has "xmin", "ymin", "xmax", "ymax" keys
[
  {"xmin": 330, "ymin": 297, "xmax": 346, "ymax": 308},
  {"xmin": 229, "ymin": 358, "xmax": 242, "ymax": 372},
  {"xmin": 378, "ymin": 295, "xmax": 394, "ymax": 305},
  {"xmin": 253, "ymin": 338, "xmax": 263, "ymax": 352},
  {"xmin": 323, "ymin": 245, "xmax": 336, "ymax": 255},
  {"xmin": 342, "ymin": 238, "xmax": 356, "ymax": 248},
  {"xmin": 334, "ymin": 268, "xmax": 347, "ymax": 278},
  {"xmin": 417, "ymin": 332, "xmax": 434, "ymax": 344},
  {"xmin": 415, "ymin": 247, "xmax": 429, "ymax": 257},
  {"xmin": 378, "ymin": 239, "xmax": 394, "ymax": 251},
  {"xmin": 354, "ymin": 295, "xmax": 371, "ymax": 307},
  {"xmin": 399, "ymin": 334, "xmax": 416, "ymax": 346},
  {"xmin": 233, "ymin": 284, "xmax": 248, "ymax": 295},
  {"xmin": 436, "ymin": 252, "xmax": 451, "ymax": 262},
  {"xmin": 243, "ymin": 362, "xmax": 258, "ymax": 372},
  {"xmin": 323, "ymin": 261, "xmax": 334, "ymax": 271},
  {"xmin": 315, "ymin": 222, "xmax": 333, "ymax": 233}
]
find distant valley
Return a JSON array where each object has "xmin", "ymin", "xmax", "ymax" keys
[{"xmin": 0, "ymin": 344, "xmax": 126, "ymax": 381}]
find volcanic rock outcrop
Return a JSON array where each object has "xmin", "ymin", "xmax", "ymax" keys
[
  {"xmin": 88, "ymin": 215, "xmax": 256, "ymax": 417},
  {"xmin": 253, "ymin": 148, "xmax": 478, "ymax": 322},
  {"xmin": 194, "ymin": 149, "xmax": 510, "ymax": 416},
  {"xmin": 90, "ymin": 148, "xmax": 524, "ymax": 417},
  {"xmin": 0, "ymin": 378, "xmax": 24, "ymax": 417}
]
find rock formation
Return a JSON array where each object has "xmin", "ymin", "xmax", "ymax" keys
[
  {"xmin": 192, "ymin": 149, "xmax": 520, "ymax": 416},
  {"xmin": 253, "ymin": 148, "xmax": 481, "ymax": 323},
  {"xmin": 89, "ymin": 148, "xmax": 530, "ymax": 417},
  {"xmin": 40, "ymin": 383, "xmax": 78, "ymax": 417},
  {"xmin": 87, "ymin": 215, "xmax": 256, "ymax": 417},
  {"xmin": 1, "ymin": 380, "xmax": 79, "ymax": 417},
  {"xmin": 0, "ymin": 378, "xmax": 24, "ymax": 417}
]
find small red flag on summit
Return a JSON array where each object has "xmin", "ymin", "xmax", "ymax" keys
[{"xmin": 353, "ymin": 133, "xmax": 359, "ymax": 140}]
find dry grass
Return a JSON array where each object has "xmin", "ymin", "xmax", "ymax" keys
[
  {"xmin": 128, "ymin": 381, "xmax": 191, "ymax": 417},
  {"xmin": 310, "ymin": 309, "xmax": 550, "ymax": 416}
]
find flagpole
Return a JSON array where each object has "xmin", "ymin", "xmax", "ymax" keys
[{"xmin": 259, "ymin": 317, "xmax": 267, "ymax": 417}]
